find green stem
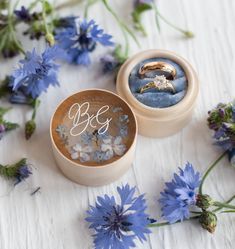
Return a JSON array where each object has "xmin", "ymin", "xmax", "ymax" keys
[
  {"xmin": 148, "ymin": 215, "xmax": 200, "ymax": 228},
  {"xmin": 31, "ymin": 99, "xmax": 41, "ymax": 121},
  {"xmin": 7, "ymin": 1, "xmax": 25, "ymax": 55},
  {"xmin": 221, "ymin": 210, "xmax": 235, "ymax": 213},
  {"xmin": 84, "ymin": 0, "xmax": 99, "ymax": 18},
  {"xmin": 199, "ymin": 151, "xmax": 227, "ymax": 195},
  {"xmin": 55, "ymin": 0, "xmax": 83, "ymax": 10},
  {"xmin": 102, "ymin": 0, "xmax": 140, "ymax": 48},
  {"xmin": 213, "ymin": 202, "xmax": 235, "ymax": 210},
  {"xmin": 29, "ymin": 0, "xmax": 39, "ymax": 11},
  {"xmin": 213, "ymin": 195, "xmax": 235, "ymax": 212},
  {"xmin": 152, "ymin": 3, "xmax": 161, "ymax": 32},
  {"xmin": 42, "ymin": 0, "xmax": 50, "ymax": 34},
  {"xmin": 153, "ymin": 4, "xmax": 193, "ymax": 37}
]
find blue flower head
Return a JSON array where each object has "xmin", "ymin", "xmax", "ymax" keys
[
  {"xmin": 159, "ymin": 163, "xmax": 201, "ymax": 223},
  {"xmin": 11, "ymin": 46, "xmax": 62, "ymax": 99},
  {"xmin": 14, "ymin": 6, "xmax": 31, "ymax": 22},
  {"xmin": 16, "ymin": 164, "xmax": 32, "ymax": 184},
  {"xmin": 55, "ymin": 17, "xmax": 114, "ymax": 65},
  {"xmin": 86, "ymin": 184, "xmax": 151, "ymax": 249},
  {"xmin": 208, "ymin": 101, "xmax": 235, "ymax": 165}
]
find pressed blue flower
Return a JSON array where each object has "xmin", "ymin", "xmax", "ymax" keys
[
  {"xmin": 10, "ymin": 46, "xmax": 62, "ymax": 99},
  {"xmin": 86, "ymin": 184, "xmax": 151, "ymax": 249},
  {"xmin": 81, "ymin": 131, "xmax": 94, "ymax": 145},
  {"xmin": 93, "ymin": 150, "xmax": 111, "ymax": 162},
  {"xmin": 55, "ymin": 17, "xmax": 114, "ymax": 65},
  {"xmin": 119, "ymin": 125, "xmax": 128, "ymax": 137},
  {"xmin": 159, "ymin": 163, "xmax": 201, "ymax": 223}
]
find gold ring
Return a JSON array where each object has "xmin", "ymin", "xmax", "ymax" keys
[
  {"xmin": 139, "ymin": 61, "xmax": 177, "ymax": 80},
  {"xmin": 139, "ymin": 75, "xmax": 176, "ymax": 94}
]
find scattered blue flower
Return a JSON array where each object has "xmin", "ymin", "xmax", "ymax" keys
[
  {"xmin": 10, "ymin": 46, "xmax": 62, "ymax": 99},
  {"xmin": 14, "ymin": 6, "xmax": 31, "ymax": 22},
  {"xmin": 0, "ymin": 124, "xmax": 6, "ymax": 139},
  {"xmin": 55, "ymin": 17, "xmax": 114, "ymax": 65},
  {"xmin": 15, "ymin": 164, "xmax": 32, "ymax": 185},
  {"xmin": 86, "ymin": 184, "xmax": 151, "ymax": 249},
  {"xmin": 208, "ymin": 101, "xmax": 235, "ymax": 165},
  {"xmin": 159, "ymin": 162, "xmax": 201, "ymax": 223},
  {"xmin": 101, "ymin": 54, "xmax": 120, "ymax": 73}
]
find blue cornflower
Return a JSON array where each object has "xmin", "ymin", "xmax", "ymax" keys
[
  {"xmin": 14, "ymin": 6, "xmax": 31, "ymax": 22},
  {"xmin": 55, "ymin": 17, "xmax": 114, "ymax": 65},
  {"xmin": 159, "ymin": 163, "xmax": 201, "ymax": 223},
  {"xmin": 100, "ymin": 54, "xmax": 120, "ymax": 73},
  {"xmin": 10, "ymin": 46, "xmax": 62, "ymax": 99},
  {"xmin": 0, "ymin": 158, "xmax": 32, "ymax": 185},
  {"xmin": 208, "ymin": 101, "xmax": 235, "ymax": 166},
  {"xmin": 86, "ymin": 184, "xmax": 151, "ymax": 249},
  {"xmin": 15, "ymin": 164, "xmax": 32, "ymax": 185}
]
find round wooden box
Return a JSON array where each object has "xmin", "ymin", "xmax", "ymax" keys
[
  {"xmin": 50, "ymin": 89, "xmax": 137, "ymax": 186},
  {"xmin": 116, "ymin": 49, "xmax": 199, "ymax": 137}
]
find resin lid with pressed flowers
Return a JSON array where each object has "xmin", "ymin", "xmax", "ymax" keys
[{"xmin": 50, "ymin": 89, "xmax": 137, "ymax": 186}]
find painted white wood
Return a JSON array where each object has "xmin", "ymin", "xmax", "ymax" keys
[{"xmin": 0, "ymin": 0, "xmax": 235, "ymax": 248}]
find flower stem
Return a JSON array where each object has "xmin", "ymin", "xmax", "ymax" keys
[
  {"xmin": 7, "ymin": 1, "xmax": 25, "ymax": 55},
  {"xmin": 31, "ymin": 99, "xmax": 41, "ymax": 121},
  {"xmin": 213, "ymin": 201, "xmax": 235, "ymax": 210},
  {"xmin": 199, "ymin": 151, "xmax": 227, "ymax": 195},
  {"xmin": 102, "ymin": 0, "xmax": 140, "ymax": 49},
  {"xmin": 148, "ymin": 215, "xmax": 200, "ymax": 228},
  {"xmin": 153, "ymin": 4, "xmax": 194, "ymax": 38},
  {"xmin": 221, "ymin": 210, "xmax": 235, "ymax": 213},
  {"xmin": 55, "ymin": 0, "xmax": 83, "ymax": 11},
  {"xmin": 42, "ymin": 0, "xmax": 54, "ymax": 46},
  {"xmin": 84, "ymin": 0, "xmax": 99, "ymax": 18},
  {"xmin": 213, "ymin": 195, "xmax": 235, "ymax": 212}
]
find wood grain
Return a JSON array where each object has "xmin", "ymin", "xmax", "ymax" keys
[{"xmin": 0, "ymin": 0, "xmax": 235, "ymax": 248}]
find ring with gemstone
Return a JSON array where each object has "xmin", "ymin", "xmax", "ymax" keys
[
  {"xmin": 138, "ymin": 75, "xmax": 176, "ymax": 94},
  {"xmin": 139, "ymin": 61, "xmax": 177, "ymax": 80}
]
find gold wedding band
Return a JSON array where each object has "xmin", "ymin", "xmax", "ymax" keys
[
  {"xmin": 139, "ymin": 75, "xmax": 176, "ymax": 94},
  {"xmin": 139, "ymin": 61, "xmax": 177, "ymax": 80}
]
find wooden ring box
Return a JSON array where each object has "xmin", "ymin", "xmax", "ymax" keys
[
  {"xmin": 50, "ymin": 89, "xmax": 137, "ymax": 186},
  {"xmin": 116, "ymin": 49, "xmax": 199, "ymax": 137}
]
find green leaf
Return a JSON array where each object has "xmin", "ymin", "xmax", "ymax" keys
[
  {"xmin": 0, "ymin": 107, "xmax": 11, "ymax": 118},
  {"xmin": 132, "ymin": 3, "xmax": 152, "ymax": 23},
  {"xmin": 0, "ymin": 76, "xmax": 11, "ymax": 98},
  {"xmin": 43, "ymin": 0, "xmax": 53, "ymax": 14},
  {"xmin": 3, "ymin": 121, "xmax": 19, "ymax": 131}
]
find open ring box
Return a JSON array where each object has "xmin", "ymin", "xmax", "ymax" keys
[
  {"xmin": 50, "ymin": 50, "xmax": 199, "ymax": 186},
  {"xmin": 117, "ymin": 49, "xmax": 199, "ymax": 137}
]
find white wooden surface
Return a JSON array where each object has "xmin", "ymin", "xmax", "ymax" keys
[{"xmin": 0, "ymin": 0, "xmax": 235, "ymax": 248}]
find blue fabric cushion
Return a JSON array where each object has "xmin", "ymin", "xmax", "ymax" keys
[{"xmin": 129, "ymin": 57, "xmax": 188, "ymax": 108}]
